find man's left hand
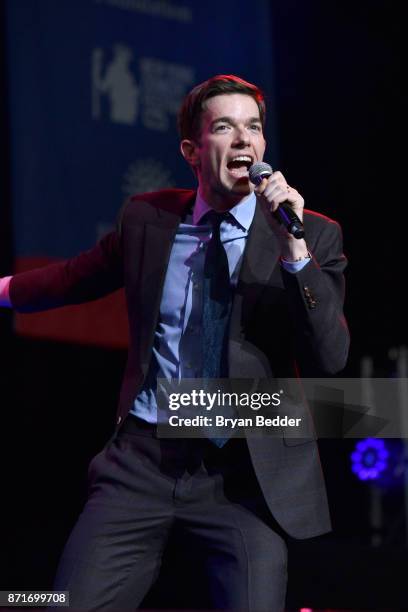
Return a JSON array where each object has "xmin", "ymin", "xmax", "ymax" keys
[{"xmin": 254, "ymin": 170, "xmax": 309, "ymax": 262}]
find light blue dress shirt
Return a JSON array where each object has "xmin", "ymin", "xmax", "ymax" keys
[{"xmin": 130, "ymin": 191, "xmax": 309, "ymax": 424}]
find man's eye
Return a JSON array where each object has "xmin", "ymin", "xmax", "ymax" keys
[
  {"xmin": 250, "ymin": 124, "xmax": 261, "ymax": 131},
  {"xmin": 215, "ymin": 124, "xmax": 229, "ymax": 132}
]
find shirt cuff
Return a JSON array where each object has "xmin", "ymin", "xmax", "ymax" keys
[
  {"xmin": 0, "ymin": 276, "xmax": 13, "ymax": 307},
  {"xmin": 280, "ymin": 257, "xmax": 311, "ymax": 274}
]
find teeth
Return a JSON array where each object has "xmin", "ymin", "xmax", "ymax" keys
[{"xmin": 231, "ymin": 156, "xmax": 252, "ymax": 163}]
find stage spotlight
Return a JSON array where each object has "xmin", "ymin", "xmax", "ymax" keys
[
  {"xmin": 351, "ymin": 438, "xmax": 405, "ymax": 487},
  {"xmin": 351, "ymin": 438, "xmax": 389, "ymax": 481}
]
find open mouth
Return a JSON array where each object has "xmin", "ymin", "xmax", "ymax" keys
[{"xmin": 226, "ymin": 155, "xmax": 253, "ymax": 178}]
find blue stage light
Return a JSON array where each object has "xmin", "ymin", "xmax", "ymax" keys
[
  {"xmin": 351, "ymin": 438, "xmax": 390, "ymax": 481},
  {"xmin": 350, "ymin": 438, "xmax": 406, "ymax": 489}
]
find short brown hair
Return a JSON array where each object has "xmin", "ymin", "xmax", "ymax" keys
[{"xmin": 177, "ymin": 74, "xmax": 266, "ymax": 141}]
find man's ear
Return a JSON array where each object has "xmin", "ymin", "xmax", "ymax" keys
[{"xmin": 180, "ymin": 139, "xmax": 200, "ymax": 169}]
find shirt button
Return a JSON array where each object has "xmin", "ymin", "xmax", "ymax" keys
[{"xmin": 117, "ymin": 416, "xmax": 122, "ymax": 425}]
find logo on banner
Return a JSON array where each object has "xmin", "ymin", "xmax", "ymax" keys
[
  {"xmin": 92, "ymin": 45, "xmax": 139, "ymax": 124},
  {"xmin": 92, "ymin": 45, "xmax": 194, "ymax": 131}
]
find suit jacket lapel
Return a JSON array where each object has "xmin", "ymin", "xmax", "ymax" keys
[
  {"xmin": 135, "ymin": 192, "xmax": 195, "ymax": 373},
  {"xmin": 234, "ymin": 199, "xmax": 281, "ymax": 329}
]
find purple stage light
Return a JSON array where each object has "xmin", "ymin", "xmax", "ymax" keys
[{"xmin": 351, "ymin": 438, "xmax": 390, "ymax": 481}]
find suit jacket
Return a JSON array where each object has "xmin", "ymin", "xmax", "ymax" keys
[{"xmin": 10, "ymin": 188, "xmax": 350, "ymax": 538}]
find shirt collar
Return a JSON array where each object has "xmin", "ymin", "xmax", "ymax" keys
[{"xmin": 193, "ymin": 190, "xmax": 256, "ymax": 232}]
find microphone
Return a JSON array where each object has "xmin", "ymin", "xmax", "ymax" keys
[{"xmin": 249, "ymin": 162, "xmax": 305, "ymax": 239}]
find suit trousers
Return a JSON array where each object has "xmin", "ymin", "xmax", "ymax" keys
[{"xmin": 52, "ymin": 415, "xmax": 288, "ymax": 611}]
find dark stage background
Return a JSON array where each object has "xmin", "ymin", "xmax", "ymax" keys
[{"xmin": 0, "ymin": 1, "xmax": 406, "ymax": 610}]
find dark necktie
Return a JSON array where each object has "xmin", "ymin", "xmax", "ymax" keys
[
  {"xmin": 202, "ymin": 212, "xmax": 232, "ymax": 378},
  {"xmin": 202, "ymin": 212, "xmax": 234, "ymax": 447}
]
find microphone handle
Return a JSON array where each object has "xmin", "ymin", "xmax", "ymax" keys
[
  {"xmin": 274, "ymin": 201, "xmax": 305, "ymax": 239},
  {"xmin": 252, "ymin": 170, "xmax": 305, "ymax": 239}
]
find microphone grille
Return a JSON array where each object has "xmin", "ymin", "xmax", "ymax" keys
[{"xmin": 248, "ymin": 162, "xmax": 273, "ymax": 185}]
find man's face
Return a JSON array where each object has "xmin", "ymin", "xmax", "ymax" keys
[{"xmin": 181, "ymin": 93, "xmax": 266, "ymax": 210}]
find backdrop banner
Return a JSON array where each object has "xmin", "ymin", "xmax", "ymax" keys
[{"xmin": 5, "ymin": 0, "xmax": 276, "ymax": 347}]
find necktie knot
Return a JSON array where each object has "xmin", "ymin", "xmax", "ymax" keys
[
  {"xmin": 205, "ymin": 211, "xmax": 229, "ymax": 231},
  {"xmin": 204, "ymin": 212, "xmax": 229, "ymax": 256}
]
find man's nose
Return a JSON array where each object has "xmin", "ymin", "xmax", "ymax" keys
[{"xmin": 232, "ymin": 126, "xmax": 250, "ymax": 146}]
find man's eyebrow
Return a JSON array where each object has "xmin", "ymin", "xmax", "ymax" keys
[{"xmin": 211, "ymin": 116, "xmax": 262, "ymax": 127}]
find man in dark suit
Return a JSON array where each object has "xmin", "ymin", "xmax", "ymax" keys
[{"xmin": 0, "ymin": 75, "xmax": 349, "ymax": 610}]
